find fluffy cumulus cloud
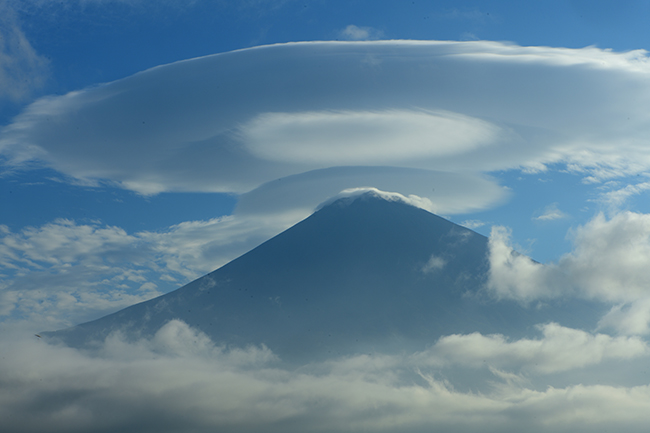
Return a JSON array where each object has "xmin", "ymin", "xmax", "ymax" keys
[
  {"xmin": 3, "ymin": 40, "xmax": 650, "ymax": 196},
  {"xmin": 487, "ymin": 211, "xmax": 650, "ymax": 335},
  {"xmin": 0, "ymin": 212, "xmax": 300, "ymax": 328},
  {"xmin": 488, "ymin": 212, "xmax": 650, "ymax": 303},
  {"xmin": 2, "ymin": 319, "xmax": 650, "ymax": 433}
]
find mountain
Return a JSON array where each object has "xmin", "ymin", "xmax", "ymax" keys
[{"xmin": 45, "ymin": 192, "xmax": 602, "ymax": 363}]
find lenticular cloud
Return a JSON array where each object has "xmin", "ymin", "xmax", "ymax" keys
[
  {"xmin": 240, "ymin": 109, "xmax": 502, "ymax": 164},
  {"xmin": 3, "ymin": 40, "xmax": 650, "ymax": 196}
]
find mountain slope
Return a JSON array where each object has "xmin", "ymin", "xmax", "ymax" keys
[{"xmin": 45, "ymin": 192, "xmax": 602, "ymax": 362}]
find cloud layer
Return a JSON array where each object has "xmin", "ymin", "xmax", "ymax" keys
[
  {"xmin": 2, "ymin": 319, "xmax": 650, "ymax": 433},
  {"xmin": 3, "ymin": 40, "xmax": 650, "ymax": 197},
  {"xmin": 236, "ymin": 167, "xmax": 508, "ymax": 217}
]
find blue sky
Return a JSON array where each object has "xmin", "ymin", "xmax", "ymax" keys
[{"xmin": 5, "ymin": 1, "xmax": 650, "ymax": 431}]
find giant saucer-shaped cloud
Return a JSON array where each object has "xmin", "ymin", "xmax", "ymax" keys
[{"xmin": 3, "ymin": 40, "xmax": 650, "ymax": 203}]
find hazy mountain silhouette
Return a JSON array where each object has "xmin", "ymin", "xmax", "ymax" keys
[{"xmin": 45, "ymin": 192, "xmax": 603, "ymax": 363}]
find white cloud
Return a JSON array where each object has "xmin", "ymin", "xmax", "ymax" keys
[
  {"xmin": 4, "ymin": 41, "xmax": 650, "ymax": 195},
  {"xmin": 487, "ymin": 226, "xmax": 562, "ymax": 302},
  {"xmin": 421, "ymin": 254, "xmax": 447, "ymax": 273},
  {"xmin": 0, "ymin": 0, "xmax": 48, "ymax": 102},
  {"xmin": 3, "ymin": 320, "xmax": 650, "ymax": 433},
  {"xmin": 599, "ymin": 299, "xmax": 650, "ymax": 335},
  {"xmin": 534, "ymin": 203, "xmax": 568, "ymax": 221},
  {"xmin": 241, "ymin": 109, "xmax": 502, "ymax": 165},
  {"xmin": 316, "ymin": 187, "xmax": 436, "ymax": 212},
  {"xmin": 338, "ymin": 24, "xmax": 383, "ymax": 41},
  {"xmin": 488, "ymin": 212, "xmax": 650, "ymax": 315},
  {"xmin": 599, "ymin": 181, "xmax": 650, "ymax": 208},
  {"xmin": 416, "ymin": 322, "xmax": 648, "ymax": 374},
  {"xmin": 0, "ymin": 212, "xmax": 298, "ymax": 328},
  {"xmin": 460, "ymin": 219, "xmax": 486, "ymax": 229},
  {"xmin": 561, "ymin": 212, "xmax": 650, "ymax": 302}
]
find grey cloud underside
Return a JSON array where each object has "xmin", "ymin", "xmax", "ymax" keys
[
  {"xmin": 46, "ymin": 194, "xmax": 604, "ymax": 364},
  {"xmin": 3, "ymin": 41, "xmax": 650, "ymax": 194}
]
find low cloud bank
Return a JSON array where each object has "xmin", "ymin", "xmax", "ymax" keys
[
  {"xmin": 417, "ymin": 322, "xmax": 647, "ymax": 374},
  {"xmin": 3, "ymin": 319, "xmax": 650, "ymax": 433}
]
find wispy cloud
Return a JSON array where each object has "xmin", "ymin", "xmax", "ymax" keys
[
  {"xmin": 421, "ymin": 254, "xmax": 447, "ymax": 273},
  {"xmin": 338, "ymin": 24, "xmax": 384, "ymax": 41},
  {"xmin": 460, "ymin": 219, "xmax": 487, "ymax": 229},
  {"xmin": 0, "ymin": 0, "xmax": 49, "ymax": 102},
  {"xmin": 534, "ymin": 203, "xmax": 568, "ymax": 221},
  {"xmin": 599, "ymin": 181, "xmax": 650, "ymax": 209},
  {"xmin": 0, "ymin": 213, "xmax": 297, "ymax": 328}
]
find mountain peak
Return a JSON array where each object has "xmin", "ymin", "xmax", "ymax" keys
[
  {"xmin": 45, "ymin": 196, "xmax": 493, "ymax": 361},
  {"xmin": 46, "ymin": 190, "xmax": 593, "ymax": 364},
  {"xmin": 316, "ymin": 187, "xmax": 436, "ymax": 213}
]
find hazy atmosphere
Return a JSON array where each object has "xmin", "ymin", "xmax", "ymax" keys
[{"xmin": 3, "ymin": 1, "xmax": 650, "ymax": 432}]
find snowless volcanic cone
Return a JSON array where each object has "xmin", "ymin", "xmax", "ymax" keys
[{"xmin": 44, "ymin": 191, "xmax": 599, "ymax": 363}]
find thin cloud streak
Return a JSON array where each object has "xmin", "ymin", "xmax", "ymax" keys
[
  {"xmin": 599, "ymin": 181, "xmax": 650, "ymax": 209},
  {"xmin": 338, "ymin": 24, "xmax": 384, "ymax": 40},
  {"xmin": 0, "ymin": 0, "xmax": 49, "ymax": 102}
]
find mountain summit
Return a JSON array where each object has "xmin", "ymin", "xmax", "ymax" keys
[{"xmin": 45, "ymin": 192, "xmax": 596, "ymax": 362}]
